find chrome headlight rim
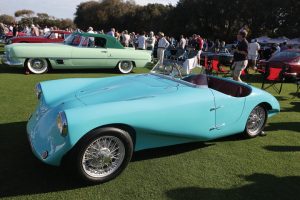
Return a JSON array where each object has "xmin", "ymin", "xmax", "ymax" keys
[
  {"xmin": 35, "ymin": 83, "xmax": 42, "ymax": 100},
  {"xmin": 57, "ymin": 111, "xmax": 68, "ymax": 136}
]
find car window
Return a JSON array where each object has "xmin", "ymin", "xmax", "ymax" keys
[
  {"xmin": 81, "ymin": 36, "xmax": 107, "ymax": 48},
  {"xmin": 270, "ymin": 51, "xmax": 300, "ymax": 61},
  {"xmin": 49, "ymin": 32, "xmax": 58, "ymax": 39},
  {"xmin": 64, "ymin": 34, "xmax": 70, "ymax": 39}
]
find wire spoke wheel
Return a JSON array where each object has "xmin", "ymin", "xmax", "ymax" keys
[
  {"xmin": 246, "ymin": 106, "xmax": 266, "ymax": 137},
  {"xmin": 82, "ymin": 136, "xmax": 125, "ymax": 178}
]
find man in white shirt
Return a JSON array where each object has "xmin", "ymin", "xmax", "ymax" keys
[
  {"xmin": 146, "ymin": 31, "xmax": 156, "ymax": 50},
  {"xmin": 43, "ymin": 26, "xmax": 50, "ymax": 34},
  {"xmin": 248, "ymin": 39, "xmax": 260, "ymax": 70},
  {"xmin": 157, "ymin": 32, "xmax": 170, "ymax": 67},
  {"xmin": 179, "ymin": 35, "xmax": 186, "ymax": 49},
  {"xmin": 137, "ymin": 31, "xmax": 147, "ymax": 50},
  {"xmin": 122, "ymin": 30, "xmax": 130, "ymax": 47},
  {"xmin": 87, "ymin": 27, "xmax": 94, "ymax": 34},
  {"xmin": 107, "ymin": 28, "xmax": 115, "ymax": 37}
]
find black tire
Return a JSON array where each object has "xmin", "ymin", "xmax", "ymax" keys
[
  {"xmin": 74, "ymin": 127, "xmax": 133, "ymax": 183},
  {"xmin": 244, "ymin": 105, "xmax": 267, "ymax": 138}
]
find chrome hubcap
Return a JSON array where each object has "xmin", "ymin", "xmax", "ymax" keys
[
  {"xmin": 28, "ymin": 58, "xmax": 48, "ymax": 73},
  {"xmin": 246, "ymin": 106, "xmax": 266, "ymax": 136},
  {"xmin": 82, "ymin": 136, "xmax": 125, "ymax": 178},
  {"xmin": 31, "ymin": 59, "xmax": 45, "ymax": 70},
  {"xmin": 120, "ymin": 62, "xmax": 132, "ymax": 72}
]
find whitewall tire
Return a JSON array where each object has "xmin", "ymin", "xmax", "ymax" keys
[
  {"xmin": 26, "ymin": 58, "xmax": 49, "ymax": 74},
  {"xmin": 118, "ymin": 61, "xmax": 133, "ymax": 74}
]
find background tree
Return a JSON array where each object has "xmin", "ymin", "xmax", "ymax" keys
[{"xmin": 0, "ymin": 14, "xmax": 15, "ymax": 25}]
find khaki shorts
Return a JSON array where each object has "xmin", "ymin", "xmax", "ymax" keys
[{"xmin": 232, "ymin": 60, "xmax": 248, "ymax": 77}]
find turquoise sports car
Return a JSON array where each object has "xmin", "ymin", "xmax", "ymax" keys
[
  {"xmin": 27, "ymin": 68, "xmax": 280, "ymax": 183},
  {"xmin": 1, "ymin": 32, "xmax": 151, "ymax": 74}
]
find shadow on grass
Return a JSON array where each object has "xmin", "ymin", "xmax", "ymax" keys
[
  {"xmin": 0, "ymin": 64, "xmax": 122, "ymax": 75},
  {"xmin": 0, "ymin": 121, "xmax": 92, "ymax": 198},
  {"xmin": 241, "ymin": 73, "xmax": 264, "ymax": 84},
  {"xmin": 132, "ymin": 142, "xmax": 213, "ymax": 162},
  {"xmin": 264, "ymin": 122, "xmax": 300, "ymax": 132},
  {"xmin": 0, "ymin": 121, "xmax": 212, "ymax": 197},
  {"xmin": 264, "ymin": 145, "xmax": 300, "ymax": 152},
  {"xmin": 165, "ymin": 173, "xmax": 300, "ymax": 200},
  {"xmin": 281, "ymin": 101, "xmax": 300, "ymax": 113}
]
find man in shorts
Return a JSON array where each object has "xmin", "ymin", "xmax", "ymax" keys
[{"xmin": 232, "ymin": 30, "xmax": 249, "ymax": 82}]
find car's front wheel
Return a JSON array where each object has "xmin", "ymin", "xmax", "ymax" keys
[
  {"xmin": 244, "ymin": 105, "xmax": 267, "ymax": 137},
  {"xmin": 75, "ymin": 127, "xmax": 133, "ymax": 183},
  {"xmin": 117, "ymin": 61, "xmax": 133, "ymax": 74},
  {"xmin": 26, "ymin": 58, "xmax": 49, "ymax": 74}
]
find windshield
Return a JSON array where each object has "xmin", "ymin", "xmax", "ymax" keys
[
  {"xmin": 44, "ymin": 32, "xmax": 51, "ymax": 38},
  {"xmin": 64, "ymin": 33, "xmax": 83, "ymax": 46},
  {"xmin": 270, "ymin": 51, "xmax": 300, "ymax": 61},
  {"xmin": 150, "ymin": 59, "xmax": 208, "ymax": 87}
]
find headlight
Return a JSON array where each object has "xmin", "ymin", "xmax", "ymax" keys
[
  {"xmin": 35, "ymin": 83, "xmax": 42, "ymax": 99},
  {"xmin": 57, "ymin": 111, "xmax": 68, "ymax": 136}
]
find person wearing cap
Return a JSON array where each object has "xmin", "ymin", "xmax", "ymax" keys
[
  {"xmin": 232, "ymin": 30, "xmax": 249, "ymax": 82},
  {"xmin": 87, "ymin": 27, "xmax": 94, "ymax": 33},
  {"xmin": 157, "ymin": 32, "xmax": 170, "ymax": 67},
  {"xmin": 247, "ymin": 39, "xmax": 260, "ymax": 71}
]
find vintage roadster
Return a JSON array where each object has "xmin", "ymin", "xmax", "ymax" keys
[
  {"xmin": 27, "ymin": 67, "xmax": 280, "ymax": 183},
  {"xmin": 1, "ymin": 32, "xmax": 151, "ymax": 74}
]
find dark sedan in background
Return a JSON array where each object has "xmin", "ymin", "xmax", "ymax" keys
[{"xmin": 258, "ymin": 49, "xmax": 300, "ymax": 79}]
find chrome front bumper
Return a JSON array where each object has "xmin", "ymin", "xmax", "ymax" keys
[{"xmin": 0, "ymin": 54, "xmax": 23, "ymax": 66}]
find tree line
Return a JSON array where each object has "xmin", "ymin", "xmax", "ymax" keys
[
  {"xmin": 74, "ymin": 0, "xmax": 300, "ymax": 41},
  {"xmin": 0, "ymin": 9, "xmax": 75, "ymax": 30}
]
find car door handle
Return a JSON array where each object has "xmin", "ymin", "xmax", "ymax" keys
[
  {"xmin": 101, "ymin": 51, "xmax": 107, "ymax": 53},
  {"xmin": 210, "ymin": 105, "xmax": 224, "ymax": 111}
]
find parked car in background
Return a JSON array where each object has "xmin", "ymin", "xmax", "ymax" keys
[
  {"xmin": 257, "ymin": 49, "xmax": 300, "ymax": 79},
  {"xmin": 201, "ymin": 49, "xmax": 234, "ymax": 66},
  {"xmin": 1, "ymin": 31, "xmax": 27, "ymax": 44},
  {"xmin": 27, "ymin": 67, "xmax": 280, "ymax": 183},
  {"xmin": 7, "ymin": 30, "xmax": 71, "ymax": 44},
  {"xmin": 1, "ymin": 32, "xmax": 151, "ymax": 74}
]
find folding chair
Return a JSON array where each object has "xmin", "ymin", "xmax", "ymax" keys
[
  {"xmin": 210, "ymin": 59, "xmax": 230, "ymax": 76},
  {"xmin": 202, "ymin": 56, "xmax": 212, "ymax": 74},
  {"xmin": 261, "ymin": 65, "xmax": 286, "ymax": 94}
]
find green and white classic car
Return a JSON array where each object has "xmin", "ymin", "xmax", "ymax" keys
[{"xmin": 1, "ymin": 32, "xmax": 151, "ymax": 74}]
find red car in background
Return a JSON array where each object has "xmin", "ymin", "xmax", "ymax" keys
[
  {"xmin": 8, "ymin": 30, "xmax": 71, "ymax": 44},
  {"xmin": 258, "ymin": 49, "xmax": 300, "ymax": 79}
]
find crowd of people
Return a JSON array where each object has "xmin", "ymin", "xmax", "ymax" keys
[
  {"xmin": 1, "ymin": 22, "xmax": 299, "ymax": 82},
  {"xmin": 0, "ymin": 22, "xmax": 74, "ymax": 37}
]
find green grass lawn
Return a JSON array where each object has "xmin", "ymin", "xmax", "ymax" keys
[{"xmin": 0, "ymin": 44, "xmax": 299, "ymax": 200}]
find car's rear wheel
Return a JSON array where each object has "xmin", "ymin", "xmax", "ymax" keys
[
  {"xmin": 75, "ymin": 127, "xmax": 133, "ymax": 183},
  {"xmin": 244, "ymin": 105, "xmax": 267, "ymax": 137},
  {"xmin": 117, "ymin": 61, "xmax": 133, "ymax": 74},
  {"xmin": 26, "ymin": 58, "xmax": 49, "ymax": 74}
]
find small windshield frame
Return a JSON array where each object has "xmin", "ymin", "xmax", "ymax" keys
[{"xmin": 150, "ymin": 59, "xmax": 208, "ymax": 88}]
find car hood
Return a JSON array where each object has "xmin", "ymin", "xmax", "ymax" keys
[
  {"xmin": 74, "ymin": 74, "xmax": 179, "ymax": 105},
  {"xmin": 40, "ymin": 74, "xmax": 180, "ymax": 108}
]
